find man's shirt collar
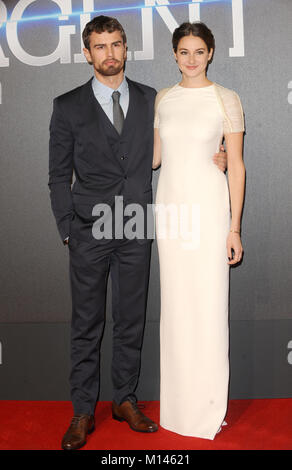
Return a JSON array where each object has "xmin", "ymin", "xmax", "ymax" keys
[{"xmin": 92, "ymin": 75, "xmax": 128, "ymax": 105}]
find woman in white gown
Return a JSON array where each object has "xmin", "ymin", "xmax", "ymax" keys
[{"xmin": 153, "ymin": 22, "xmax": 245, "ymax": 440}]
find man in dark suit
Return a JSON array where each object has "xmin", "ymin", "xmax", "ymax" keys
[{"xmin": 49, "ymin": 15, "xmax": 227, "ymax": 450}]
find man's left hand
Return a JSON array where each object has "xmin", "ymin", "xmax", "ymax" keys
[{"xmin": 213, "ymin": 145, "xmax": 227, "ymax": 172}]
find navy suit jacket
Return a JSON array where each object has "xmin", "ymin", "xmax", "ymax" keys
[{"xmin": 49, "ymin": 77, "xmax": 157, "ymax": 243}]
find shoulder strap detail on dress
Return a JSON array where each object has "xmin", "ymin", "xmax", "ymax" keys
[
  {"xmin": 213, "ymin": 84, "xmax": 245, "ymax": 134},
  {"xmin": 154, "ymin": 86, "xmax": 176, "ymax": 128}
]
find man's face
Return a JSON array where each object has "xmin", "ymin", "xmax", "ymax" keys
[{"xmin": 83, "ymin": 30, "xmax": 127, "ymax": 77}]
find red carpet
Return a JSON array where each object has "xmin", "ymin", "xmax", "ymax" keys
[{"xmin": 0, "ymin": 399, "xmax": 292, "ymax": 450}]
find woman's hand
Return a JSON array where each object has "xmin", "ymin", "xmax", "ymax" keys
[
  {"xmin": 213, "ymin": 145, "xmax": 227, "ymax": 172},
  {"xmin": 226, "ymin": 232, "xmax": 243, "ymax": 265}
]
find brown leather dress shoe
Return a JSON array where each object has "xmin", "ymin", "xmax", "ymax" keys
[
  {"xmin": 112, "ymin": 400, "xmax": 158, "ymax": 433},
  {"xmin": 61, "ymin": 414, "xmax": 95, "ymax": 450}
]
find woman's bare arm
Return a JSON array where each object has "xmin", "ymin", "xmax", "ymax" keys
[
  {"xmin": 152, "ymin": 127, "xmax": 161, "ymax": 169},
  {"xmin": 225, "ymin": 131, "xmax": 245, "ymax": 264}
]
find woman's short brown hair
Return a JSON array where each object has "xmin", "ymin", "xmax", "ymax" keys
[{"xmin": 82, "ymin": 15, "xmax": 127, "ymax": 50}]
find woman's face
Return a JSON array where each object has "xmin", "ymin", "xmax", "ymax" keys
[{"xmin": 174, "ymin": 35, "xmax": 213, "ymax": 80}]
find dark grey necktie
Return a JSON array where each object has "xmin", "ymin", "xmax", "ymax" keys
[{"xmin": 112, "ymin": 90, "xmax": 124, "ymax": 135}]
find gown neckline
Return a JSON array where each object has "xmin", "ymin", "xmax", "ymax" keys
[{"xmin": 177, "ymin": 82, "xmax": 215, "ymax": 90}]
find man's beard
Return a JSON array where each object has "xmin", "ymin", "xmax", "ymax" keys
[{"xmin": 95, "ymin": 60, "xmax": 124, "ymax": 77}]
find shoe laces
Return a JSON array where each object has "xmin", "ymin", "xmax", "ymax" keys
[
  {"xmin": 71, "ymin": 415, "xmax": 88, "ymax": 426},
  {"xmin": 132, "ymin": 402, "xmax": 145, "ymax": 413}
]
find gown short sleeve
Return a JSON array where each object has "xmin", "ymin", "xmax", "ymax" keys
[
  {"xmin": 214, "ymin": 85, "xmax": 245, "ymax": 134},
  {"xmin": 154, "ymin": 87, "xmax": 172, "ymax": 129}
]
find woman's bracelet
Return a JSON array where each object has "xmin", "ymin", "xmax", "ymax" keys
[{"xmin": 230, "ymin": 228, "xmax": 241, "ymax": 234}]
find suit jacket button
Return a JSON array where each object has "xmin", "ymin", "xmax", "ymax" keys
[
  {"xmin": 121, "ymin": 156, "xmax": 126, "ymax": 160},
  {"xmin": 124, "ymin": 175, "xmax": 128, "ymax": 179}
]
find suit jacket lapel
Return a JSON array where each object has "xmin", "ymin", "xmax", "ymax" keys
[
  {"xmin": 124, "ymin": 78, "xmax": 148, "ymax": 134},
  {"xmin": 121, "ymin": 78, "xmax": 149, "ymax": 168}
]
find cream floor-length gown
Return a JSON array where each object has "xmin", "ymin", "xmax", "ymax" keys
[{"xmin": 154, "ymin": 83, "xmax": 244, "ymax": 440}]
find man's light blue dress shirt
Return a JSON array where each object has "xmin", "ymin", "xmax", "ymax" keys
[{"xmin": 91, "ymin": 75, "xmax": 129, "ymax": 123}]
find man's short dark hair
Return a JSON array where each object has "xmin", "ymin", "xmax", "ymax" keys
[{"xmin": 82, "ymin": 15, "xmax": 127, "ymax": 50}]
